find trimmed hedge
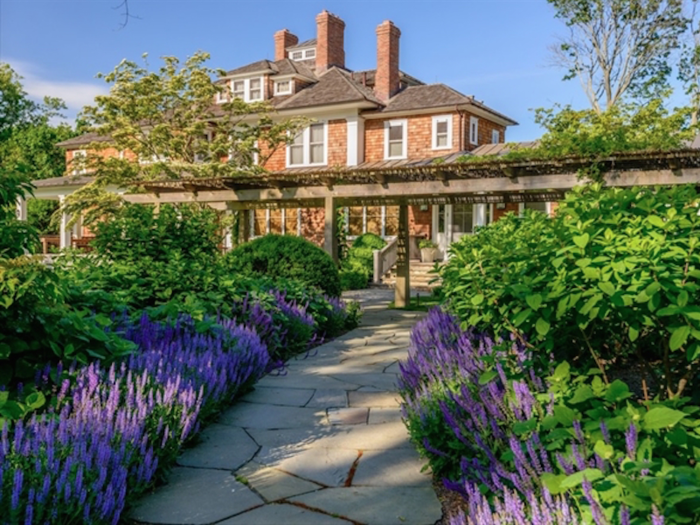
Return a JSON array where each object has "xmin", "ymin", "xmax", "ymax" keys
[{"xmin": 226, "ymin": 234, "xmax": 342, "ymax": 297}]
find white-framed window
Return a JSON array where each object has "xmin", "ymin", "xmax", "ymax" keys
[
  {"xmin": 469, "ymin": 117, "xmax": 479, "ymax": 145},
  {"xmin": 287, "ymin": 122, "xmax": 327, "ymax": 167},
  {"xmin": 71, "ymin": 149, "xmax": 87, "ymax": 174},
  {"xmin": 216, "ymin": 86, "xmax": 229, "ymax": 104},
  {"xmin": 492, "ymin": 129, "xmax": 500, "ymax": 144},
  {"xmin": 274, "ymin": 80, "xmax": 292, "ymax": 95},
  {"xmin": 229, "ymin": 77, "xmax": 263, "ymax": 102},
  {"xmin": 384, "ymin": 119, "xmax": 407, "ymax": 160},
  {"xmin": 290, "ymin": 48, "xmax": 316, "ymax": 61},
  {"xmin": 432, "ymin": 115, "xmax": 453, "ymax": 150}
]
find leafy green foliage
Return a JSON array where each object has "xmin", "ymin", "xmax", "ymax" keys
[
  {"xmin": 226, "ymin": 235, "xmax": 342, "ymax": 297},
  {"xmin": 340, "ymin": 233, "xmax": 386, "ymax": 291},
  {"xmin": 547, "ymin": 0, "xmax": 687, "ymax": 110},
  {"xmin": 65, "ymin": 51, "xmax": 308, "ymax": 221},
  {"xmin": 0, "ymin": 169, "xmax": 38, "ymax": 257},
  {"xmin": 441, "ymin": 184, "xmax": 700, "ymax": 398}
]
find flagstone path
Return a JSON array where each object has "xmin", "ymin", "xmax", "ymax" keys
[{"xmin": 129, "ymin": 289, "xmax": 442, "ymax": 525}]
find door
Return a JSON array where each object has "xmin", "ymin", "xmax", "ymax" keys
[{"xmin": 433, "ymin": 204, "xmax": 490, "ymax": 259}]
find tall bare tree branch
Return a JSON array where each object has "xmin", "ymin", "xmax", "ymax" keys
[{"xmin": 549, "ymin": 0, "xmax": 688, "ymax": 113}]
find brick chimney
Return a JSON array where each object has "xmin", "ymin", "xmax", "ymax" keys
[
  {"xmin": 375, "ymin": 20, "xmax": 401, "ymax": 102},
  {"xmin": 316, "ymin": 10, "xmax": 345, "ymax": 71},
  {"xmin": 274, "ymin": 29, "xmax": 298, "ymax": 61}
]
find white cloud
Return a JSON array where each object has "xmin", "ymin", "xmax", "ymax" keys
[{"xmin": 5, "ymin": 58, "xmax": 107, "ymax": 122}]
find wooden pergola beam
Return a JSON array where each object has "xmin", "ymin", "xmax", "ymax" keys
[{"xmin": 123, "ymin": 167, "xmax": 700, "ymax": 206}]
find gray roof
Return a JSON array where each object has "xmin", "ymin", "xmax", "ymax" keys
[
  {"xmin": 350, "ymin": 69, "xmax": 424, "ymax": 88},
  {"xmin": 55, "ymin": 132, "xmax": 112, "ymax": 148},
  {"xmin": 275, "ymin": 67, "xmax": 382, "ymax": 110},
  {"xmin": 382, "ymin": 84, "xmax": 471, "ymax": 112},
  {"xmin": 377, "ymin": 83, "xmax": 517, "ymax": 124},
  {"xmin": 287, "ymin": 38, "xmax": 317, "ymax": 50},
  {"xmin": 225, "ymin": 59, "xmax": 275, "ymax": 77}
]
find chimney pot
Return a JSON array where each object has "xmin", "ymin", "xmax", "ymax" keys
[{"xmin": 274, "ymin": 29, "xmax": 298, "ymax": 61}]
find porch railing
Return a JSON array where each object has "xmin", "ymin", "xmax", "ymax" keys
[{"xmin": 373, "ymin": 237, "xmax": 399, "ymax": 284}]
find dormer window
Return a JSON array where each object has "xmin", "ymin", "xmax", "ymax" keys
[
  {"xmin": 222, "ymin": 77, "xmax": 264, "ymax": 103},
  {"xmin": 274, "ymin": 80, "xmax": 292, "ymax": 95},
  {"xmin": 71, "ymin": 150, "xmax": 87, "ymax": 174},
  {"xmin": 289, "ymin": 48, "xmax": 316, "ymax": 61}
]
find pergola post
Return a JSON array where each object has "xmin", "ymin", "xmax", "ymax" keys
[
  {"xmin": 58, "ymin": 195, "xmax": 72, "ymax": 250},
  {"xmin": 324, "ymin": 196, "xmax": 339, "ymax": 265},
  {"xmin": 239, "ymin": 209, "xmax": 251, "ymax": 244},
  {"xmin": 16, "ymin": 197, "xmax": 28, "ymax": 221},
  {"xmin": 395, "ymin": 203, "xmax": 410, "ymax": 308}
]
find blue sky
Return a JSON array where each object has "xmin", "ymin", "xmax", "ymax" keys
[{"xmin": 2, "ymin": 0, "xmax": 604, "ymax": 140}]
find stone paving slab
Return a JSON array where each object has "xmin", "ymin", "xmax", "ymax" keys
[
  {"xmin": 310, "ymin": 421, "xmax": 414, "ymax": 450},
  {"xmin": 352, "ymin": 448, "xmax": 431, "ymax": 487},
  {"xmin": 241, "ymin": 386, "xmax": 315, "ymax": 407},
  {"xmin": 262, "ymin": 447, "xmax": 360, "ymax": 487},
  {"xmin": 131, "ymin": 290, "xmax": 440, "ymax": 525},
  {"xmin": 129, "ymin": 467, "xmax": 263, "ymax": 525},
  {"xmin": 305, "ymin": 389, "xmax": 348, "ymax": 409},
  {"xmin": 219, "ymin": 402, "xmax": 327, "ymax": 429},
  {"xmin": 348, "ymin": 391, "xmax": 400, "ymax": 408},
  {"xmin": 291, "ymin": 486, "xmax": 441, "ymax": 525},
  {"xmin": 218, "ymin": 503, "xmax": 353, "ymax": 525},
  {"xmin": 177, "ymin": 424, "xmax": 258, "ymax": 471},
  {"xmin": 255, "ymin": 372, "xmax": 363, "ymax": 391},
  {"xmin": 236, "ymin": 461, "xmax": 323, "ymax": 501},
  {"xmin": 328, "ymin": 407, "xmax": 369, "ymax": 425},
  {"xmin": 368, "ymin": 407, "xmax": 403, "ymax": 425}
]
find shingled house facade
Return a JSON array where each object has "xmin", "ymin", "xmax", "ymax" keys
[{"xmin": 56, "ymin": 10, "xmax": 523, "ymax": 257}]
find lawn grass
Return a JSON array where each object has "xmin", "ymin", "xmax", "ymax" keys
[{"xmin": 388, "ymin": 293, "xmax": 441, "ymax": 311}]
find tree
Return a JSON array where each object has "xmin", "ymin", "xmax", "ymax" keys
[
  {"xmin": 548, "ymin": 0, "xmax": 688, "ymax": 113},
  {"xmin": 0, "ymin": 63, "xmax": 78, "ymax": 234},
  {"xmin": 66, "ymin": 51, "xmax": 307, "ymax": 222}
]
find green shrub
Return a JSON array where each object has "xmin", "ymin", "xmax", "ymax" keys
[
  {"xmin": 341, "ymin": 267, "xmax": 369, "ymax": 290},
  {"xmin": 339, "ymin": 233, "xmax": 385, "ymax": 291},
  {"xmin": 91, "ymin": 203, "xmax": 223, "ymax": 264},
  {"xmin": 226, "ymin": 234, "xmax": 342, "ymax": 297},
  {"xmin": 441, "ymin": 184, "xmax": 700, "ymax": 399},
  {"xmin": 352, "ymin": 232, "xmax": 386, "ymax": 250}
]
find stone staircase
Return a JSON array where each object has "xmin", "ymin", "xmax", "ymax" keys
[{"xmin": 379, "ymin": 260, "xmax": 442, "ymax": 291}]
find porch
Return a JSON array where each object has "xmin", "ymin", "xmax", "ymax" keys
[{"xmin": 24, "ymin": 148, "xmax": 700, "ymax": 307}]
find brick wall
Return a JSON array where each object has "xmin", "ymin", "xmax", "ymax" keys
[
  {"xmin": 301, "ymin": 207, "xmax": 325, "ymax": 246},
  {"xmin": 327, "ymin": 119, "xmax": 347, "ymax": 166},
  {"xmin": 316, "ymin": 11, "xmax": 345, "ymax": 71},
  {"xmin": 375, "ymin": 21, "xmax": 401, "ymax": 102},
  {"xmin": 364, "ymin": 113, "xmax": 460, "ymax": 162},
  {"xmin": 464, "ymin": 112, "xmax": 507, "ymax": 151},
  {"xmin": 492, "ymin": 202, "xmax": 520, "ymax": 222},
  {"xmin": 259, "ymin": 140, "xmax": 286, "ymax": 171},
  {"xmin": 409, "ymin": 205, "xmax": 431, "ymax": 237},
  {"xmin": 274, "ymin": 29, "xmax": 298, "ymax": 61}
]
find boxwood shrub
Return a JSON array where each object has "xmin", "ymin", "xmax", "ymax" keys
[{"xmin": 226, "ymin": 234, "xmax": 342, "ymax": 297}]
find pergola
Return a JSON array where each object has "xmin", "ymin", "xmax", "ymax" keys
[{"xmin": 26, "ymin": 149, "xmax": 700, "ymax": 306}]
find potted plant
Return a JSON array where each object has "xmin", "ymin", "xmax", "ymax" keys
[{"xmin": 419, "ymin": 239, "xmax": 439, "ymax": 263}]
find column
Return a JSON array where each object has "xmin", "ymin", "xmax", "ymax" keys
[
  {"xmin": 72, "ymin": 214, "xmax": 83, "ymax": 240},
  {"xmin": 58, "ymin": 195, "xmax": 72, "ymax": 250},
  {"xmin": 474, "ymin": 203, "xmax": 487, "ymax": 227},
  {"xmin": 395, "ymin": 203, "xmax": 410, "ymax": 308},
  {"xmin": 236, "ymin": 207, "xmax": 251, "ymax": 245},
  {"xmin": 324, "ymin": 196, "xmax": 339, "ymax": 265},
  {"xmin": 16, "ymin": 197, "xmax": 28, "ymax": 221}
]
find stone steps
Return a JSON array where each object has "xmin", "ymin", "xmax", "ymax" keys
[{"xmin": 380, "ymin": 260, "xmax": 443, "ymax": 291}]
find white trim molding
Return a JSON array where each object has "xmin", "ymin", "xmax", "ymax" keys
[
  {"xmin": 286, "ymin": 122, "xmax": 328, "ymax": 168},
  {"xmin": 432, "ymin": 115, "xmax": 453, "ymax": 150},
  {"xmin": 384, "ymin": 119, "xmax": 408, "ymax": 160},
  {"xmin": 469, "ymin": 117, "xmax": 479, "ymax": 145}
]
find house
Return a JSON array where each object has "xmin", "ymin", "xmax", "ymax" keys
[{"xmin": 51, "ymin": 10, "xmax": 531, "ymax": 259}]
